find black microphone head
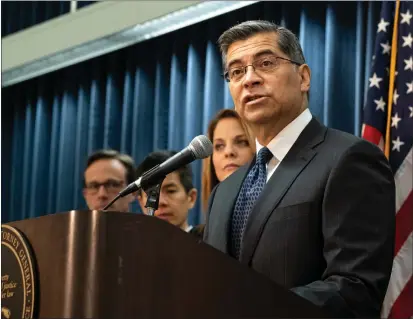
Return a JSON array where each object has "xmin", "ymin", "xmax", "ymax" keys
[{"xmin": 189, "ymin": 135, "xmax": 213, "ymax": 159}]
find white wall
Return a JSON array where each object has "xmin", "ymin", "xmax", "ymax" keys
[{"xmin": 2, "ymin": 1, "xmax": 201, "ymax": 72}]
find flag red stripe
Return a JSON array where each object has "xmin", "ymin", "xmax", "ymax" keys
[
  {"xmin": 362, "ymin": 124, "xmax": 383, "ymax": 145},
  {"xmin": 388, "ymin": 276, "xmax": 413, "ymax": 319},
  {"xmin": 394, "ymin": 191, "xmax": 413, "ymax": 256}
]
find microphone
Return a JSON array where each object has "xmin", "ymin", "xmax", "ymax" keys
[{"xmin": 118, "ymin": 135, "xmax": 213, "ymax": 198}]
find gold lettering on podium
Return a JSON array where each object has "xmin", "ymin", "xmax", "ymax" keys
[{"xmin": 2, "ymin": 275, "xmax": 17, "ymax": 298}]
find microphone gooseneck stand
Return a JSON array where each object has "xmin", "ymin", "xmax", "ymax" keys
[{"xmin": 143, "ymin": 182, "xmax": 163, "ymax": 216}]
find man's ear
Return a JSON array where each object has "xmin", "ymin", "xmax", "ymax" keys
[
  {"xmin": 299, "ymin": 64, "xmax": 311, "ymax": 93},
  {"xmin": 187, "ymin": 188, "xmax": 198, "ymax": 209}
]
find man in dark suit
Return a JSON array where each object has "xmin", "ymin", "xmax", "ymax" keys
[{"xmin": 203, "ymin": 20, "xmax": 395, "ymax": 318}]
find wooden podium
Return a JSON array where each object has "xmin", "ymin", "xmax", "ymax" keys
[{"xmin": 4, "ymin": 210, "xmax": 328, "ymax": 318}]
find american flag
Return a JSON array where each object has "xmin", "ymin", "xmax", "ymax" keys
[{"xmin": 362, "ymin": 1, "xmax": 413, "ymax": 318}]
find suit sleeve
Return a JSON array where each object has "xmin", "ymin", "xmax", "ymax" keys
[
  {"xmin": 203, "ymin": 183, "xmax": 219, "ymax": 242},
  {"xmin": 291, "ymin": 140, "xmax": 395, "ymax": 318}
]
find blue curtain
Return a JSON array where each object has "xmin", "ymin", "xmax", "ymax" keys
[
  {"xmin": 1, "ymin": 1, "xmax": 382, "ymax": 225},
  {"xmin": 1, "ymin": 1, "xmax": 71, "ymax": 37}
]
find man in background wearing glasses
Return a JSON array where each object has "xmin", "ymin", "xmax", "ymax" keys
[
  {"xmin": 82, "ymin": 149, "xmax": 136, "ymax": 212},
  {"xmin": 203, "ymin": 20, "xmax": 395, "ymax": 317}
]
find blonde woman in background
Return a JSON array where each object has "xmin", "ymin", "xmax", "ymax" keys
[{"xmin": 191, "ymin": 109, "xmax": 255, "ymax": 239}]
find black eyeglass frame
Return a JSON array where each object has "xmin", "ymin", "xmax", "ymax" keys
[{"xmin": 222, "ymin": 55, "xmax": 302, "ymax": 82}]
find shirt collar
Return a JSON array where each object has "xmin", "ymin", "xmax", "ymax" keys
[{"xmin": 255, "ymin": 108, "xmax": 313, "ymax": 162}]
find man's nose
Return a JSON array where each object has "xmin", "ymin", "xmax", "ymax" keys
[
  {"xmin": 243, "ymin": 65, "xmax": 263, "ymax": 88},
  {"xmin": 158, "ymin": 193, "xmax": 168, "ymax": 207},
  {"xmin": 97, "ymin": 185, "xmax": 109, "ymax": 198}
]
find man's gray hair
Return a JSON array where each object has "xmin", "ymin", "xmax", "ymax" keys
[{"xmin": 218, "ymin": 20, "xmax": 306, "ymax": 68}]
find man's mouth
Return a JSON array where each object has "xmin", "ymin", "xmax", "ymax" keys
[
  {"xmin": 155, "ymin": 212, "xmax": 173, "ymax": 220},
  {"xmin": 247, "ymin": 95, "xmax": 263, "ymax": 102},
  {"xmin": 96, "ymin": 203, "xmax": 109, "ymax": 210},
  {"xmin": 244, "ymin": 94, "xmax": 266, "ymax": 104}
]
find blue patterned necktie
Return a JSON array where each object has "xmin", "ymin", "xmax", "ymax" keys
[{"xmin": 230, "ymin": 146, "xmax": 273, "ymax": 259}]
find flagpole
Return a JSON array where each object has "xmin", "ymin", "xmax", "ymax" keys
[{"xmin": 385, "ymin": 0, "xmax": 400, "ymax": 158}]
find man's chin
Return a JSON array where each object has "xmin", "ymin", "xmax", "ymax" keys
[
  {"xmin": 156, "ymin": 214, "xmax": 173, "ymax": 222},
  {"xmin": 243, "ymin": 109, "xmax": 274, "ymax": 125},
  {"xmin": 92, "ymin": 204, "xmax": 113, "ymax": 211}
]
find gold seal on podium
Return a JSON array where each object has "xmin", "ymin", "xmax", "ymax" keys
[{"xmin": 1, "ymin": 225, "xmax": 36, "ymax": 319}]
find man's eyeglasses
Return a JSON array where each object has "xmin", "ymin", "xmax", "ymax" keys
[
  {"xmin": 223, "ymin": 55, "xmax": 302, "ymax": 82},
  {"xmin": 84, "ymin": 180, "xmax": 125, "ymax": 194}
]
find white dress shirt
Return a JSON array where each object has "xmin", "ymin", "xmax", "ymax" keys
[{"xmin": 255, "ymin": 108, "xmax": 313, "ymax": 182}]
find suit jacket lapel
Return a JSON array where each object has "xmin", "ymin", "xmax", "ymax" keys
[
  {"xmin": 207, "ymin": 162, "xmax": 252, "ymax": 253},
  {"xmin": 239, "ymin": 118, "xmax": 327, "ymax": 265}
]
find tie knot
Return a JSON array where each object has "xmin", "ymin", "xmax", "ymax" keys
[{"xmin": 257, "ymin": 147, "xmax": 272, "ymax": 165}]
